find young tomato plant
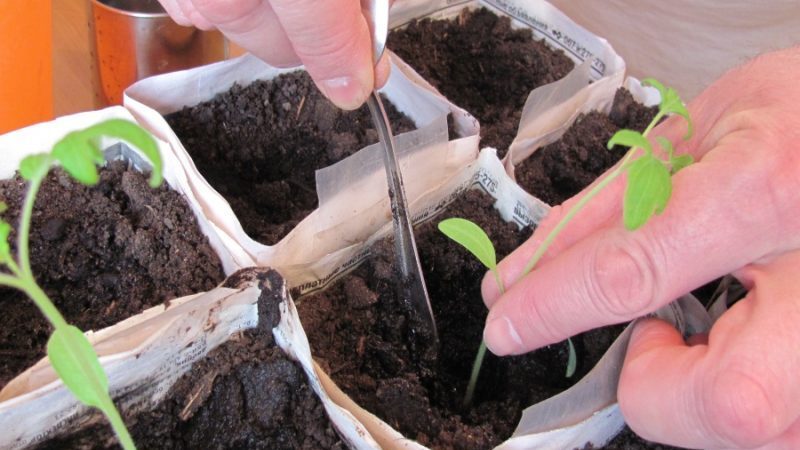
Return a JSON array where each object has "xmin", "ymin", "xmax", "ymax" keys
[
  {"xmin": 0, "ymin": 119, "xmax": 163, "ymax": 450},
  {"xmin": 519, "ymin": 78, "xmax": 693, "ymax": 276},
  {"xmin": 438, "ymin": 78, "xmax": 692, "ymax": 407},
  {"xmin": 438, "ymin": 218, "xmax": 576, "ymax": 408}
]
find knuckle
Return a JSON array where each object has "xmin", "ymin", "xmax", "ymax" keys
[
  {"xmin": 274, "ymin": 1, "xmax": 366, "ymax": 63},
  {"xmin": 517, "ymin": 284, "xmax": 563, "ymax": 345},
  {"xmin": 585, "ymin": 236, "xmax": 660, "ymax": 320},
  {"xmin": 295, "ymin": 24, "xmax": 364, "ymax": 64},
  {"xmin": 704, "ymin": 369, "xmax": 782, "ymax": 447}
]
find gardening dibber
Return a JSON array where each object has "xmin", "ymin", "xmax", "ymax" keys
[{"xmin": 361, "ymin": 0, "xmax": 439, "ymax": 358}]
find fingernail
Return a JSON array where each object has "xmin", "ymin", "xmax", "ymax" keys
[
  {"xmin": 484, "ymin": 315, "xmax": 523, "ymax": 355},
  {"xmin": 319, "ymin": 76, "xmax": 369, "ymax": 110}
]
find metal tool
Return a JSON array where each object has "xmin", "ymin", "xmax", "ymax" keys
[{"xmin": 361, "ymin": 0, "xmax": 439, "ymax": 355}]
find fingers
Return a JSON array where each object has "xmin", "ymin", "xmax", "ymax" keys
[
  {"xmin": 190, "ymin": 0, "xmax": 300, "ymax": 67},
  {"xmin": 619, "ymin": 250, "xmax": 800, "ymax": 449},
  {"xmin": 481, "ymin": 171, "xmax": 626, "ymax": 307},
  {"xmin": 481, "ymin": 65, "xmax": 748, "ymax": 308},
  {"xmin": 481, "ymin": 136, "xmax": 796, "ymax": 355},
  {"xmin": 158, "ymin": 0, "xmax": 194, "ymax": 27},
  {"xmin": 270, "ymin": 0, "xmax": 376, "ymax": 109},
  {"xmin": 482, "ymin": 105, "xmax": 714, "ymax": 307}
]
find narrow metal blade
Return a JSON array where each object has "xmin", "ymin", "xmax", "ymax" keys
[{"xmin": 366, "ymin": 92, "xmax": 439, "ymax": 357}]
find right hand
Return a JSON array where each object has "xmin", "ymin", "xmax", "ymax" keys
[
  {"xmin": 481, "ymin": 46, "xmax": 800, "ymax": 449},
  {"xmin": 157, "ymin": 0, "xmax": 390, "ymax": 110}
]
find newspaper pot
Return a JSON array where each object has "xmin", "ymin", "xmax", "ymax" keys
[
  {"xmin": 295, "ymin": 148, "xmax": 713, "ymax": 449},
  {"xmin": 387, "ymin": 0, "xmax": 625, "ymax": 162},
  {"xmin": 7, "ymin": 267, "xmax": 378, "ymax": 448},
  {"xmin": 123, "ymin": 53, "xmax": 479, "ymax": 292},
  {"xmin": 0, "ymin": 108, "xmax": 251, "ymax": 447},
  {"xmin": 0, "ymin": 114, "xmax": 376, "ymax": 448}
]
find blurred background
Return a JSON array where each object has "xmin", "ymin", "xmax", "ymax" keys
[{"xmin": 1, "ymin": 0, "xmax": 797, "ymax": 134}]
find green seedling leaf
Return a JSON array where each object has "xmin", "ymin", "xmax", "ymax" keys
[
  {"xmin": 52, "ymin": 120, "xmax": 163, "ymax": 188},
  {"xmin": 655, "ymin": 136, "xmax": 694, "ymax": 173},
  {"xmin": 47, "ymin": 325, "xmax": 110, "ymax": 409},
  {"xmin": 641, "ymin": 77, "xmax": 667, "ymax": 99},
  {"xmin": 624, "ymin": 154, "xmax": 672, "ymax": 230},
  {"xmin": 438, "ymin": 218, "xmax": 496, "ymax": 270},
  {"xmin": 0, "ymin": 202, "xmax": 6, "ymax": 214},
  {"xmin": 566, "ymin": 337, "xmax": 577, "ymax": 378},
  {"xmin": 81, "ymin": 119, "xmax": 163, "ymax": 188},
  {"xmin": 643, "ymin": 78, "xmax": 693, "ymax": 139},
  {"xmin": 655, "ymin": 136, "xmax": 675, "ymax": 159},
  {"xmin": 670, "ymin": 154, "xmax": 694, "ymax": 174},
  {"xmin": 0, "ymin": 221, "xmax": 10, "ymax": 263},
  {"xmin": 607, "ymin": 129, "xmax": 652, "ymax": 154},
  {"xmin": 52, "ymin": 132, "xmax": 105, "ymax": 185},
  {"xmin": 19, "ymin": 153, "xmax": 53, "ymax": 182}
]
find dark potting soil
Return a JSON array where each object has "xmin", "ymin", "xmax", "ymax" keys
[
  {"xmin": 39, "ymin": 268, "xmax": 345, "ymax": 450},
  {"xmin": 0, "ymin": 162, "xmax": 225, "ymax": 389},
  {"xmin": 297, "ymin": 189, "xmax": 624, "ymax": 449},
  {"xmin": 165, "ymin": 71, "xmax": 417, "ymax": 245},
  {"xmin": 515, "ymin": 88, "xmax": 659, "ymax": 205},
  {"xmin": 388, "ymin": 7, "xmax": 575, "ymax": 155},
  {"xmin": 297, "ymin": 89, "xmax": 685, "ymax": 448}
]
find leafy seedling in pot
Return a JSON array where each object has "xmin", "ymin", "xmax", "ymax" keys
[
  {"xmin": 0, "ymin": 119, "xmax": 163, "ymax": 450},
  {"xmin": 438, "ymin": 218, "xmax": 576, "ymax": 407},
  {"xmin": 439, "ymin": 78, "xmax": 693, "ymax": 407}
]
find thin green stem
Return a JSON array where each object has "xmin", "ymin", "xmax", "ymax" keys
[
  {"xmin": 464, "ymin": 268, "xmax": 506, "ymax": 407},
  {"xmin": 521, "ymin": 166, "xmax": 625, "ymax": 277},
  {"xmin": 520, "ymin": 109, "xmax": 665, "ymax": 278},
  {"xmin": 23, "ymin": 279, "xmax": 69, "ymax": 331},
  {"xmin": 463, "ymin": 341, "xmax": 487, "ymax": 407},
  {"xmin": 101, "ymin": 397, "xmax": 136, "ymax": 450},
  {"xmin": 642, "ymin": 111, "xmax": 666, "ymax": 137},
  {"xmin": 3, "ymin": 257, "xmax": 23, "ymax": 278},
  {"xmin": 0, "ymin": 273, "xmax": 27, "ymax": 291},
  {"xmin": 17, "ymin": 173, "xmax": 45, "ymax": 278}
]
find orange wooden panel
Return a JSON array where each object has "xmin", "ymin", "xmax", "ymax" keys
[{"xmin": 0, "ymin": 0, "xmax": 53, "ymax": 134}]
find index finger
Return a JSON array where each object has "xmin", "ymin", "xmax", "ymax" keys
[
  {"xmin": 481, "ymin": 139, "xmax": 789, "ymax": 355},
  {"xmin": 270, "ymin": 0, "xmax": 379, "ymax": 109},
  {"xmin": 482, "ymin": 74, "xmax": 737, "ymax": 308}
]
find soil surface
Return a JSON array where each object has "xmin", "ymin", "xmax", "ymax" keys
[
  {"xmin": 389, "ymin": 7, "xmax": 575, "ymax": 155},
  {"xmin": 298, "ymin": 189, "xmax": 624, "ymax": 449},
  {"xmin": 166, "ymin": 71, "xmax": 416, "ymax": 245},
  {"xmin": 0, "ymin": 162, "xmax": 225, "ymax": 389},
  {"xmin": 39, "ymin": 268, "xmax": 345, "ymax": 450},
  {"xmin": 297, "ymin": 90, "xmax": 684, "ymax": 449},
  {"xmin": 515, "ymin": 88, "xmax": 659, "ymax": 205}
]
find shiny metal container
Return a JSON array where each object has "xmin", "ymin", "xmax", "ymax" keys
[{"xmin": 90, "ymin": 0, "xmax": 227, "ymax": 105}]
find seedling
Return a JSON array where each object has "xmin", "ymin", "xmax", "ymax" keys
[
  {"xmin": 439, "ymin": 78, "xmax": 692, "ymax": 407},
  {"xmin": 0, "ymin": 119, "xmax": 163, "ymax": 450},
  {"xmin": 438, "ymin": 218, "xmax": 576, "ymax": 407},
  {"xmin": 519, "ymin": 78, "xmax": 693, "ymax": 276}
]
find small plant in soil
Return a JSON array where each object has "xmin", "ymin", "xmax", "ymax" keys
[
  {"xmin": 522, "ymin": 78, "xmax": 693, "ymax": 275},
  {"xmin": 439, "ymin": 78, "xmax": 691, "ymax": 409},
  {"xmin": 0, "ymin": 120, "xmax": 162, "ymax": 450},
  {"xmin": 438, "ymin": 217, "xmax": 577, "ymax": 407}
]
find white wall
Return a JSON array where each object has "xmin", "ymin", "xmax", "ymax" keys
[{"xmin": 547, "ymin": 0, "xmax": 800, "ymax": 99}]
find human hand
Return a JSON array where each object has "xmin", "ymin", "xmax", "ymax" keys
[
  {"xmin": 157, "ymin": 0, "xmax": 390, "ymax": 110},
  {"xmin": 482, "ymin": 46, "xmax": 800, "ymax": 448}
]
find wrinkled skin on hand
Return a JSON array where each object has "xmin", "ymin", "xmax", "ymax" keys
[
  {"xmin": 482, "ymin": 46, "xmax": 800, "ymax": 449},
  {"xmin": 157, "ymin": 0, "xmax": 391, "ymax": 110}
]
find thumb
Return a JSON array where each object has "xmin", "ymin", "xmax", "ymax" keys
[{"xmin": 270, "ymin": 0, "xmax": 377, "ymax": 110}]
